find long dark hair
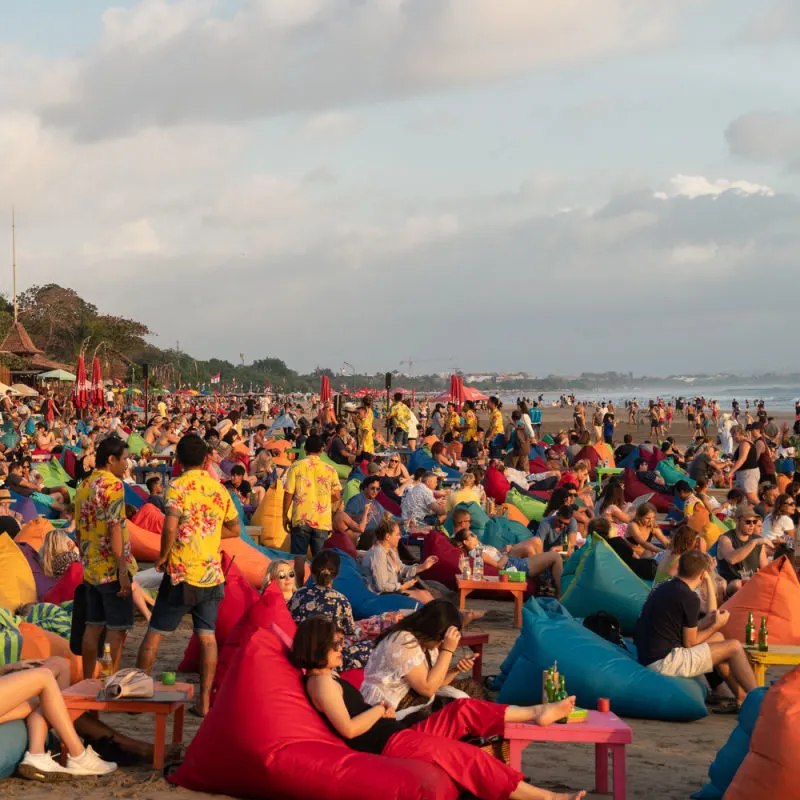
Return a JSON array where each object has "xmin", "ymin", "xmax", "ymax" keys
[
  {"xmin": 545, "ymin": 487, "xmax": 572, "ymax": 516},
  {"xmin": 599, "ymin": 479, "xmax": 625, "ymax": 513},
  {"xmin": 374, "ymin": 599, "xmax": 462, "ymax": 648},
  {"xmin": 290, "ymin": 616, "xmax": 338, "ymax": 670}
]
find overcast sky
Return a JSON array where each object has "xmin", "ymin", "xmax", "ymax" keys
[{"xmin": 2, "ymin": 0, "xmax": 800, "ymax": 376}]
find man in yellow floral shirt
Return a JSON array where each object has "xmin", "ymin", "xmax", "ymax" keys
[
  {"xmin": 484, "ymin": 395, "xmax": 506, "ymax": 458},
  {"xmin": 283, "ymin": 435, "xmax": 340, "ymax": 557},
  {"xmin": 76, "ymin": 436, "xmax": 137, "ymax": 679},
  {"xmin": 136, "ymin": 433, "xmax": 240, "ymax": 716},
  {"xmin": 388, "ymin": 392, "xmax": 411, "ymax": 447}
]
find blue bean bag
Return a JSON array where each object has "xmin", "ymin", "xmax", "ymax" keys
[
  {"xmin": 331, "ymin": 550, "xmax": 419, "ymax": 619},
  {"xmin": 407, "ymin": 450, "xmax": 461, "ymax": 479},
  {"xmin": 498, "ymin": 600, "xmax": 708, "ymax": 721},
  {"xmin": 561, "ymin": 543, "xmax": 591, "ymax": 595},
  {"xmin": 123, "ymin": 482, "xmax": 147, "ymax": 510},
  {"xmin": 692, "ymin": 687, "xmax": 768, "ymax": 799},
  {"xmin": 0, "ymin": 721, "xmax": 27, "ymax": 779},
  {"xmin": 560, "ymin": 535, "xmax": 650, "ymax": 635},
  {"xmin": 479, "ymin": 516, "xmax": 532, "ymax": 551},
  {"xmin": 443, "ymin": 502, "xmax": 489, "ymax": 538},
  {"xmin": 617, "ymin": 446, "xmax": 641, "ymax": 470}
]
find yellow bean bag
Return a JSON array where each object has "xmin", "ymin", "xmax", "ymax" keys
[
  {"xmin": 250, "ymin": 484, "xmax": 289, "ymax": 551},
  {"xmin": 14, "ymin": 519, "xmax": 54, "ymax": 552},
  {"xmin": 0, "ymin": 533, "xmax": 37, "ymax": 610}
]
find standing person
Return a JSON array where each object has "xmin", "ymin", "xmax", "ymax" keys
[
  {"xmin": 591, "ymin": 407, "xmax": 603, "ymax": 444},
  {"xmin": 136, "ymin": 433, "xmax": 240, "ymax": 718},
  {"xmin": 506, "ymin": 411, "xmax": 531, "ymax": 471},
  {"xmin": 387, "ymin": 393, "xmax": 411, "ymax": 448},
  {"xmin": 76, "ymin": 436, "xmax": 137, "ymax": 679},
  {"xmin": 283, "ymin": 435, "xmax": 341, "ymax": 557},
  {"xmin": 484, "ymin": 397, "xmax": 505, "ymax": 458},
  {"xmin": 460, "ymin": 401, "xmax": 480, "ymax": 459},
  {"xmin": 529, "ymin": 402, "xmax": 542, "ymax": 439},
  {"xmin": 729, "ymin": 426, "xmax": 760, "ymax": 506},
  {"xmin": 602, "ymin": 413, "xmax": 616, "ymax": 447}
]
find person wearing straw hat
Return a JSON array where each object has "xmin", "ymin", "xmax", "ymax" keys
[{"xmin": 0, "ymin": 488, "xmax": 22, "ymax": 538}]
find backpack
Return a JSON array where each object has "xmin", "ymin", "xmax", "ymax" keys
[{"xmin": 583, "ymin": 611, "xmax": 625, "ymax": 648}]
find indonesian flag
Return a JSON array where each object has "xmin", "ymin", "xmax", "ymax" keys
[{"xmin": 210, "ymin": 373, "xmax": 221, "ymax": 384}]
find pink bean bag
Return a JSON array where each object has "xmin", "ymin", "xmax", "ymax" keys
[{"xmin": 131, "ymin": 503, "xmax": 164, "ymax": 534}]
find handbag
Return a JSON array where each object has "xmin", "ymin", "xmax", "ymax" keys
[{"xmin": 103, "ymin": 668, "xmax": 155, "ymax": 699}]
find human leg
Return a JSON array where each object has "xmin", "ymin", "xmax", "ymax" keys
[
  {"xmin": 290, "ymin": 525, "xmax": 311, "ymax": 556},
  {"xmin": 196, "ymin": 633, "xmax": 218, "ymax": 716},
  {"xmin": 81, "ymin": 624, "xmax": 102, "ymax": 680},
  {"xmin": 309, "ymin": 527, "xmax": 329, "ymax": 557},
  {"xmin": 526, "ymin": 552, "xmax": 563, "ymax": 595},
  {"xmin": 708, "ymin": 640, "xmax": 757, "ymax": 701}
]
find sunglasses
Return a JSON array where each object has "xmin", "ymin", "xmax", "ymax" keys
[
  {"xmin": 390, "ymin": 459, "xmax": 400, "ymax": 464},
  {"xmin": 742, "ymin": 519, "xmax": 759, "ymax": 525},
  {"xmin": 277, "ymin": 571, "xmax": 296, "ymax": 579}
]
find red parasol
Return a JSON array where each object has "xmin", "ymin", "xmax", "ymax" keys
[
  {"xmin": 456, "ymin": 375, "xmax": 465, "ymax": 410},
  {"xmin": 320, "ymin": 375, "xmax": 332, "ymax": 405},
  {"xmin": 90, "ymin": 357, "xmax": 105, "ymax": 408},
  {"xmin": 72, "ymin": 354, "xmax": 89, "ymax": 410},
  {"xmin": 447, "ymin": 374, "xmax": 464, "ymax": 411}
]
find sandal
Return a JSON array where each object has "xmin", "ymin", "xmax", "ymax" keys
[{"xmin": 709, "ymin": 699, "xmax": 740, "ymax": 715}]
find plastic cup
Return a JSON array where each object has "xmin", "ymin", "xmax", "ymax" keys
[
  {"xmin": 162, "ymin": 671, "xmax": 177, "ymax": 686},
  {"xmin": 499, "ymin": 573, "xmax": 509, "ymax": 582},
  {"xmin": 598, "ymin": 698, "xmax": 610, "ymax": 713}
]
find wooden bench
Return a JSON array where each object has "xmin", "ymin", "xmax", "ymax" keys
[
  {"xmin": 505, "ymin": 709, "xmax": 632, "ymax": 800},
  {"xmin": 61, "ymin": 679, "xmax": 193, "ymax": 771}
]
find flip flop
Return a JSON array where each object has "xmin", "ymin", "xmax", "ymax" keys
[{"xmin": 709, "ymin": 700, "xmax": 740, "ymax": 715}]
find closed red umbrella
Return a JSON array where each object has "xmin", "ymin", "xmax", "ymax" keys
[
  {"xmin": 456, "ymin": 375, "xmax": 465, "ymax": 410},
  {"xmin": 90, "ymin": 357, "xmax": 105, "ymax": 408},
  {"xmin": 320, "ymin": 375, "xmax": 332, "ymax": 405},
  {"xmin": 72, "ymin": 355, "xmax": 89, "ymax": 410}
]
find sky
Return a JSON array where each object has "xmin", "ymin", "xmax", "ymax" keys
[{"xmin": 2, "ymin": 0, "xmax": 800, "ymax": 377}]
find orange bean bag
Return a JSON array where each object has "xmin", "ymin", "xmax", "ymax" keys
[
  {"xmin": 14, "ymin": 519, "xmax": 54, "ymax": 552},
  {"xmin": 724, "ymin": 666, "xmax": 800, "ymax": 800},
  {"xmin": 593, "ymin": 441, "xmax": 616, "ymax": 468},
  {"xmin": 501, "ymin": 503, "xmax": 529, "ymax": 526},
  {"xmin": 720, "ymin": 556, "xmax": 800, "ymax": 645},
  {"xmin": 219, "ymin": 537, "xmax": 271, "ymax": 590},
  {"xmin": 129, "ymin": 520, "xmax": 161, "ymax": 562},
  {"xmin": 19, "ymin": 622, "xmax": 83, "ymax": 685}
]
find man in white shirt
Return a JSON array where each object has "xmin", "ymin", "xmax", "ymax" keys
[{"xmin": 400, "ymin": 472, "xmax": 447, "ymax": 525}]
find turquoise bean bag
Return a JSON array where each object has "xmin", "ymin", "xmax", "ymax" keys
[
  {"xmin": 407, "ymin": 450, "xmax": 461, "ymax": 480},
  {"xmin": 479, "ymin": 516, "xmax": 532, "ymax": 551},
  {"xmin": 560, "ymin": 535, "xmax": 650, "ymax": 635},
  {"xmin": 692, "ymin": 687, "xmax": 768, "ymax": 799},
  {"xmin": 443, "ymin": 502, "xmax": 489, "ymax": 538},
  {"xmin": 498, "ymin": 601, "xmax": 708, "ymax": 721},
  {"xmin": 506, "ymin": 488, "xmax": 546, "ymax": 522},
  {"xmin": 331, "ymin": 550, "xmax": 419, "ymax": 619},
  {"xmin": 657, "ymin": 457, "xmax": 695, "ymax": 488},
  {"xmin": 561, "ymin": 544, "xmax": 591, "ymax": 595},
  {"xmin": 0, "ymin": 721, "xmax": 27, "ymax": 779}
]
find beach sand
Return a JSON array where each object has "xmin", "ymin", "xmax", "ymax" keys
[{"xmin": 4, "ymin": 403, "xmax": 793, "ymax": 800}]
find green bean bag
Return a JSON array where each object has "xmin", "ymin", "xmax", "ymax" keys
[
  {"xmin": 479, "ymin": 516, "xmax": 532, "ymax": 551},
  {"xmin": 32, "ymin": 460, "xmax": 75, "ymax": 501},
  {"xmin": 342, "ymin": 478, "xmax": 361, "ymax": 507},
  {"xmin": 321, "ymin": 453, "xmax": 351, "ymax": 480},
  {"xmin": 506, "ymin": 488, "xmax": 546, "ymax": 522},
  {"xmin": 657, "ymin": 457, "xmax": 695, "ymax": 488},
  {"xmin": 560, "ymin": 535, "xmax": 650, "ymax": 635},
  {"xmin": 126, "ymin": 432, "xmax": 147, "ymax": 456},
  {"xmin": 0, "ymin": 608, "xmax": 22, "ymax": 666},
  {"xmin": 443, "ymin": 502, "xmax": 489, "ymax": 538}
]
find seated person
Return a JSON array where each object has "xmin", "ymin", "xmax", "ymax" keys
[
  {"xmin": 145, "ymin": 476, "xmax": 166, "ymax": 513},
  {"xmin": 293, "ymin": 614, "xmax": 584, "ymax": 800},
  {"xmin": 614, "ymin": 434, "xmax": 636, "ymax": 464},
  {"xmin": 688, "ymin": 443, "xmax": 726, "ymax": 484},
  {"xmin": 535, "ymin": 505, "xmax": 578, "ymax": 556},
  {"xmin": 590, "ymin": 517, "xmax": 657, "ymax": 581},
  {"xmin": 634, "ymin": 550, "xmax": 757, "ymax": 710},
  {"xmin": 625, "ymin": 503, "xmax": 669, "ymax": 556},
  {"xmin": 634, "ymin": 458, "xmax": 669, "ymax": 493},
  {"xmin": 445, "ymin": 472, "xmax": 482, "ymax": 512},
  {"xmin": 595, "ymin": 480, "xmax": 632, "ymax": 530},
  {"xmin": 761, "ymin": 492, "xmax": 796, "ymax": 554},
  {"xmin": 328, "ymin": 423, "xmax": 356, "ymax": 467},
  {"xmin": 400, "ymin": 472, "xmax": 447, "ymax": 526},
  {"xmin": 345, "ymin": 475, "xmax": 385, "ymax": 542},
  {"xmin": 754, "ymin": 481, "xmax": 778, "ymax": 520},
  {"xmin": 716, "ymin": 504, "xmax": 768, "ymax": 596},
  {"xmin": 5, "ymin": 461, "xmax": 69, "ymax": 512},
  {"xmin": 40, "ymin": 529, "xmax": 80, "ymax": 579},
  {"xmin": 431, "ymin": 441, "xmax": 458, "ymax": 471},
  {"xmin": 0, "ymin": 487, "xmax": 23, "ymax": 538},
  {"xmin": 225, "ymin": 463, "xmax": 265, "ymax": 507},
  {"xmin": 34, "ymin": 423, "xmax": 57, "ymax": 453}
]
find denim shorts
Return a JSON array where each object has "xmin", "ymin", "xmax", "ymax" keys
[
  {"xmin": 84, "ymin": 580, "xmax": 135, "ymax": 632},
  {"xmin": 505, "ymin": 555, "xmax": 529, "ymax": 573},
  {"xmin": 148, "ymin": 572, "xmax": 225, "ymax": 635}
]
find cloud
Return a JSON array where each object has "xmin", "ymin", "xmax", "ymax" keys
[
  {"xmin": 654, "ymin": 173, "xmax": 776, "ymax": 200},
  {"xmin": 740, "ymin": 1, "xmax": 800, "ymax": 43},
  {"xmin": 82, "ymin": 219, "xmax": 163, "ymax": 260},
  {"xmin": 725, "ymin": 112, "xmax": 800, "ymax": 171},
  {"xmin": 301, "ymin": 112, "xmax": 356, "ymax": 140},
  {"xmin": 36, "ymin": 0, "xmax": 685, "ymax": 140}
]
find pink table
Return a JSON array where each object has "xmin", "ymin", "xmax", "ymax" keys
[{"xmin": 505, "ymin": 710, "xmax": 632, "ymax": 800}]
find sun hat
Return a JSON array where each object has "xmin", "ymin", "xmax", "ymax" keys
[{"xmin": 0, "ymin": 489, "xmax": 12, "ymax": 503}]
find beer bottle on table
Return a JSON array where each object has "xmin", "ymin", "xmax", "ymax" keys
[
  {"xmin": 745, "ymin": 611, "xmax": 755, "ymax": 647},
  {"xmin": 758, "ymin": 616, "xmax": 768, "ymax": 652},
  {"xmin": 100, "ymin": 643, "xmax": 113, "ymax": 680},
  {"xmin": 557, "ymin": 675, "xmax": 567, "ymax": 702},
  {"xmin": 544, "ymin": 670, "xmax": 556, "ymax": 703}
]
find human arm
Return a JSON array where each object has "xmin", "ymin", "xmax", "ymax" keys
[
  {"xmin": 402, "ymin": 627, "xmax": 460, "ymax": 697},
  {"xmin": 106, "ymin": 483, "xmax": 131, "ymax": 596},
  {"xmin": 684, "ymin": 609, "xmax": 730, "ymax": 647},
  {"xmin": 728, "ymin": 442, "xmax": 750, "ymax": 474},
  {"xmin": 306, "ymin": 675, "xmax": 390, "ymax": 739},
  {"xmin": 716, "ymin": 535, "xmax": 764, "ymax": 565},
  {"xmin": 626, "ymin": 522, "xmax": 662, "ymax": 555}
]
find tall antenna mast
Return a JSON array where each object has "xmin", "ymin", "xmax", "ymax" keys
[{"xmin": 11, "ymin": 206, "xmax": 17, "ymax": 323}]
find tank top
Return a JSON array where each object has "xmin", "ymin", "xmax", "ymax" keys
[
  {"xmin": 735, "ymin": 441, "xmax": 758, "ymax": 471},
  {"xmin": 717, "ymin": 531, "xmax": 762, "ymax": 581},
  {"xmin": 305, "ymin": 675, "xmax": 402, "ymax": 755}
]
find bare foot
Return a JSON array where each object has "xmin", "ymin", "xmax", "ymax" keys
[
  {"xmin": 535, "ymin": 696, "xmax": 576, "ymax": 726},
  {"xmin": 461, "ymin": 610, "xmax": 485, "ymax": 626}
]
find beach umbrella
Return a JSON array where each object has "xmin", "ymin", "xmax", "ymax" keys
[
  {"xmin": 90, "ymin": 357, "xmax": 105, "ymax": 408},
  {"xmin": 412, "ymin": 388, "xmax": 416, "ymax": 405},
  {"xmin": 448, "ymin": 374, "xmax": 461, "ymax": 410},
  {"xmin": 456, "ymin": 375, "xmax": 465, "ymax": 410},
  {"xmin": 320, "ymin": 375, "xmax": 332, "ymax": 405},
  {"xmin": 72, "ymin": 355, "xmax": 89, "ymax": 410},
  {"xmin": 38, "ymin": 369, "xmax": 76, "ymax": 382}
]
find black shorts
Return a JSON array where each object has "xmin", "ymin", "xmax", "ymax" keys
[
  {"xmin": 148, "ymin": 573, "xmax": 225, "ymax": 635},
  {"xmin": 84, "ymin": 580, "xmax": 135, "ymax": 632}
]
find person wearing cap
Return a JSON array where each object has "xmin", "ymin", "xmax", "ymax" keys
[
  {"xmin": 716, "ymin": 504, "xmax": 768, "ymax": 596},
  {"xmin": 0, "ymin": 488, "xmax": 22, "ymax": 538}
]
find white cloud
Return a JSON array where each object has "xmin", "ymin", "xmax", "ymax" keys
[
  {"xmin": 82, "ymin": 219, "xmax": 163, "ymax": 260},
  {"xmin": 740, "ymin": 0, "xmax": 800, "ymax": 43},
  {"xmin": 654, "ymin": 174, "xmax": 775, "ymax": 200}
]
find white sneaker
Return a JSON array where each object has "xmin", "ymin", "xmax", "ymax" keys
[
  {"xmin": 18, "ymin": 751, "xmax": 75, "ymax": 782},
  {"xmin": 66, "ymin": 745, "xmax": 117, "ymax": 776}
]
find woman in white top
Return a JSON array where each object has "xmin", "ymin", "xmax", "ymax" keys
[
  {"xmin": 761, "ymin": 493, "xmax": 796, "ymax": 551},
  {"xmin": 361, "ymin": 600, "xmax": 475, "ymax": 713}
]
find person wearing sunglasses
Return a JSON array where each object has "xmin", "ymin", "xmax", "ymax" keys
[
  {"xmin": 716, "ymin": 504, "xmax": 768, "ymax": 596},
  {"xmin": 761, "ymin": 493, "xmax": 796, "ymax": 555},
  {"xmin": 262, "ymin": 559, "xmax": 298, "ymax": 602}
]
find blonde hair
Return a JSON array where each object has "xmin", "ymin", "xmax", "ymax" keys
[
  {"xmin": 573, "ymin": 460, "xmax": 590, "ymax": 474},
  {"xmin": 261, "ymin": 559, "xmax": 294, "ymax": 593},
  {"xmin": 459, "ymin": 473, "xmax": 476, "ymax": 489},
  {"xmin": 40, "ymin": 530, "xmax": 74, "ymax": 578}
]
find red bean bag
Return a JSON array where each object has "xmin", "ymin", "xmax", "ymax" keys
[
  {"xmin": 131, "ymin": 503, "xmax": 164, "ymax": 535},
  {"xmin": 170, "ymin": 586, "xmax": 460, "ymax": 800},
  {"xmin": 647, "ymin": 446, "xmax": 666, "ymax": 471},
  {"xmin": 323, "ymin": 530, "xmax": 358, "ymax": 560},
  {"xmin": 339, "ymin": 668, "xmax": 365, "ymax": 689},
  {"xmin": 42, "ymin": 561, "xmax": 83, "ymax": 605},
  {"xmin": 720, "ymin": 556, "xmax": 800, "ymax": 646},
  {"xmin": 422, "ymin": 530, "xmax": 498, "ymax": 591},
  {"xmin": 63, "ymin": 449, "xmax": 77, "ymax": 479},
  {"xmin": 377, "ymin": 491, "xmax": 401, "ymax": 517},
  {"xmin": 178, "ymin": 553, "xmax": 258, "ymax": 673},
  {"xmin": 484, "ymin": 465, "xmax": 511, "ymax": 504},
  {"xmin": 623, "ymin": 468, "xmax": 672, "ymax": 513},
  {"xmin": 219, "ymin": 537, "xmax": 271, "ymax": 590},
  {"xmin": 724, "ymin": 667, "xmax": 800, "ymax": 800},
  {"xmin": 573, "ymin": 445, "xmax": 600, "ymax": 477},
  {"xmin": 527, "ymin": 457, "xmax": 548, "ymax": 474}
]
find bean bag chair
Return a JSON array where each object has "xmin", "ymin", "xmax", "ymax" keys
[
  {"xmin": 219, "ymin": 537, "xmax": 271, "ymax": 591},
  {"xmin": 339, "ymin": 668, "xmax": 365, "ymax": 690},
  {"xmin": 623, "ymin": 468, "xmax": 672, "ymax": 513},
  {"xmin": 377, "ymin": 491, "xmax": 402, "ymax": 517},
  {"xmin": 647, "ymin": 446, "xmax": 667, "ymax": 471},
  {"xmin": 560, "ymin": 542, "xmax": 591, "ymax": 595},
  {"xmin": 497, "ymin": 600, "xmax": 707, "ymax": 721},
  {"xmin": 178, "ymin": 554, "xmax": 258, "ymax": 674},
  {"xmin": 14, "ymin": 518, "xmax": 54, "ymax": 552},
  {"xmin": 560, "ymin": 535, "xmax": 650, "ymax": 635},
  {"xmin": 342, "ymin": 478, "xmax": 360, "ymax": 506},
  {"xmin": 16, "ymin": 543, "xmax": 57, "ymax": 601},
  {"xmin": 573, "ymin": 445, "xmax": 600, "ymax": 476},
  {"xmin": 323, "ymin": 530, "xmax": 358, "ymax": 560},
  {"xmin": 527, "ymin": 457, "xmax": 549, "ymax": 474},
  {"xmin": 593, "ymin": 442, "xmax": 615, "ymax": 467},
  {"xmin": 332, "ymin": 550, "xmax": 418, "ymax": 619},
  {"xmin": 421, "ymin": 530, "xmax": 497, "ymax": 591},
  {"xmin": 0, "ymin": 720, "xmax": 27, "ymax": 779},
  {"xmin": 407, "ymin": 449, "xmax": 461, "ymax": 480},
  {"xmin": 0, "ymin": 607, "xmax": 23, "ymax": 666},
  {"xmin": 123, "ymin": 482, "xmax": 147, "ymax": 510},
  {"xmin": 62, "ymin": 448, "xmax": 78, "ymax": 479},
  {"xmin": 657, "ymin": 457, "xmax": 695, "ymax": 488},
  {"xmin": 171, "ymin": 585, "xmax": 460, "ymax": 800},
  {"xmin": 10, "ymin": 494, "xmax": 38, "ymax": 523},
  {"xmin": 32, "ymin": 460, "xmax": 75, "ymax": 501},
  {"xmin": 506, "ymin": 488, "xmax": 546, "ymax": 523},
  {"xmin": 0, "ymin": 533, "xmax": 37, "ymax": 610},
  {"xmin": 484, "ymin": 465, "xmax": 510, "ymax": 504},
  {"xmin": 617, "ymin": 446, "xmax": 640, "ymax": 470},
  {"xmin": 443, "ymin": 502, "xmax": 489, "ymax": 539},
  {"xmin": 19, "ymin": 623, "xmax": 83, "ymax": 685},
  {"xmin": 321, "ymin": 453, "xmax": 350, "ymax": 480},
  {"xmin": 42, "ymin": 562, "xmax": 83, "ymax": 605},
  {"xmin": 131, "ymin": 503, "xmax": 164, "ymax": 534},
  {"xmin": 129, "ymin": 520, "xmax": 161, "ymax": 562},
  {"xmin": 724, "ymin": 667, "xmax": 800, "ymax": 800},
  {"xmin": 692, "ymin": 687, "xmax": 767, "ymax": 799},
  {"xmin": 720, "ymin": 556, "xmax": 800, "ymax": 645},
  {"xmin": 480, "ymin": 516, "xmax": 532, "ymax": 551},
  {"xmin": 250, "ymin": 484, "xmax": 289, "ymax": 549},
  {"xmin": 126, "ymin": 432, "xmax": 147, "ymax": 456},
  {"xmin": 25, "ymin": 602, "xmax": 71, "ymax": 639},
  {"xmin": 501, "ymin": 503, "xmax": 529, "ymax": 526}
]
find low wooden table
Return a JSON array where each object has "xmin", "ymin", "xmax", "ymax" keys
[
  {"xmin": 457, "ymin": 577, "xmax": 526, "ymax": 628},
  {"xmin": 505, "ymin": 710, "xmax": 632, "ymax": 800},
  {"xmin": 61, "ymin": 679, "xmax": 193, "ymax": 770},
  {"xmin": 746, "ymin": 645, "xmax": 800, "ymax": 686}
]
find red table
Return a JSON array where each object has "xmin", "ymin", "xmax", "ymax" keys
[{"xmin": 505, "ymin": 710, "xmax": 632, "ymax": 800}]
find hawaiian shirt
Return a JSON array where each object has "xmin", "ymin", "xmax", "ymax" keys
[
  {"xmin": 444, "ymin": 411, "xmax": 461, "ymax": 438},
  {"xmin": 76, "ymin": 470, "xmax": 137, "ymax": 585},
  {"xmin": 283, "ymin": 455, "xmax": 340, "ymax": 531},
  {"xmin": 389, "ymin": 402, "xmax": 411, "ymax": 432},
  {"xmin": 164, "ymin": 469, "xmax": 238, "ymax": 587},
  {"xmin": 488, "ymin": 409, "xmax": 504, "ymax": 438},
  {"xmin": 358, "ymin": 415, "xmax": 375, "ymax": 453},
  {"xmin": 463, "ymin": 410, "xmax": 478, "ymax": 442}
]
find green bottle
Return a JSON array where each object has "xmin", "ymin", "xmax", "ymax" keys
[
  {"xmin": 745, "ymin": 611, "xmax": 755, "ymax": 648},
  {"xmin": 544, "ymin": 670, "xmax": 556, "ymax": 703},
  {"xmin": 758, "ymin": 616, "xmax": 768, "ymax": 652},
  {"xmin": 557, "ymin": 675, "xmax": 567, "ymax": 702}
]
